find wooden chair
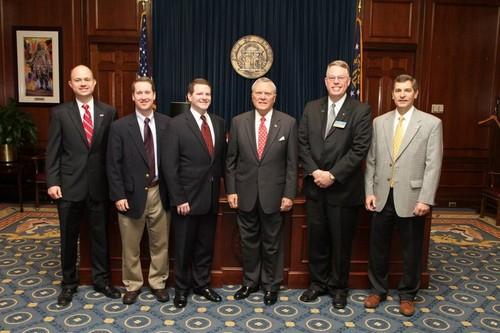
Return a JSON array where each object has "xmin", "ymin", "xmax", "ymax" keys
[
  {"xmin": 32, "ymin": 154, "xmax": 47, "ymax": 208},
  {"xmin": 479, "ymin": 171, "xmax": 500, "ymax": 225}
]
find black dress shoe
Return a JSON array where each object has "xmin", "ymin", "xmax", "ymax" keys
[
  {"xmin": 234, "ymin": 286, "xmax": 259, "ymax": 300},
  {"xmin": 332, "ymin": 293, "xmax": 347, "ymax": 309},
  {"xmin": 299, "ymin": 288, "xmax": 326, "ymax": 302},
  {"xmin": 194, "ymin": 287, "xmax": 222, "ymax": 302},
  {"xmin": 263, "ymin": 291, "xmax": 278, "ymax": 306},
  {"xmin": 57, "ymin": 287, "xmax": 77, "ymax": 306},
  {"xmin": 151, "ymin": 288, "xmax": 170, "ymax": 302},
  {"xmin": 94, "ymin": 285, "xmax": 121, "ymax": 299},
  {"xmin": 123, "ymin": 290, "xmax": 140, "ymax": 305},
  {"xmin": 174, "ymin": 290, "xmax": 188, "ymax": 308}
]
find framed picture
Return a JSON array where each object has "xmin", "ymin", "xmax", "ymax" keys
[{"xmin": 14, "ymin": 27, "xmax": 62, "ymax": 105}]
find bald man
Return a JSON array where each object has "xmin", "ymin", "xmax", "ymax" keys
[{"xmin": 46, "ymin": 65, "xmax": 120, "ymax": 306}]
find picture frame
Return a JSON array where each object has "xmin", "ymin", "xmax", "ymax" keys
[{"xmin": 14, "ymin": 27, "xmax": 62, "ymax": 105}]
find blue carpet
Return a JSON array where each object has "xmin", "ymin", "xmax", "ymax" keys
[{"xmin": 0, "ymin": 206, "xmax": 499, "ymax": 332}]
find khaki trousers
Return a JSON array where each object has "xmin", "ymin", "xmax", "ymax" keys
[{"xmin": 118, "ymin": 185, "xmax": 170, "ymax": 291}]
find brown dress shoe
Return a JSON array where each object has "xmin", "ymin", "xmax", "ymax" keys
[
  {"xmin": 364, "ymin": 294, "xmax": 384, "ymax": 308},
  {"xmin": 151, "ymin": 288, "xmax": 169, "ymax": 302},
  {"xmin": 123, "ymin": 290, "xmax": 141, "ymax": 305},
  {"xmin": 399, "ymin": 300, "xmax": 416, "ymax": 316}
]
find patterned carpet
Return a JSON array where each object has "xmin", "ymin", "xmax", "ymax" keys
[{"xmin": 0, "ymin": 205, "xmax": 498, "ymax": 332}]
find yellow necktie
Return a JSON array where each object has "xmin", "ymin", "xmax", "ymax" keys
[{"xmin": 392, "ymin": 116, "xmax": 404, "ymax": 159}]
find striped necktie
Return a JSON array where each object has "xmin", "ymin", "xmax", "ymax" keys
[{"xmin": 82, "ymin": 104, "xmax": 93, "ymax": 145}]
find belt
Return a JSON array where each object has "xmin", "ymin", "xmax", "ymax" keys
[{"xmin": 149, "ymin": 180, "xmax": 159, "ymax": 187}]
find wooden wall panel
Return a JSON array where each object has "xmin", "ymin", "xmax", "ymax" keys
[
  {"xmin": 364, "ymin": 50, "xmax": 415, "ymax": 116},
  {"xmin": 88, "ymin": 0, "xmax": 140, "ymax": 37},
  {"xmin": 364, "ymin": 0, "xmax": 420, "ymax": 44},
  {"xmin": 90, "ymin": 43, "xmax": 140, "ymax": 118}
]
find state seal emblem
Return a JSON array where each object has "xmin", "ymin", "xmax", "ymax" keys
[{"xmin": 230, "ymin": 35, "xmax": 273, "ymax": 79}]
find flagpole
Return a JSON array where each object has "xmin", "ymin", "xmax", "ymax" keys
[{"xmin": 358, "ymin": 0, "xmax": 363, "ymax": 101}]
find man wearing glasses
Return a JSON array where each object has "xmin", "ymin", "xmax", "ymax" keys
[{"xmin": 298, "ymin": 60, "xmax": 372, "ymax": 309}]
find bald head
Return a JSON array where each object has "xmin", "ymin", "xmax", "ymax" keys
[{"xmin": 68, "ymin": 65, "xmax": 96, "ymax": 102}]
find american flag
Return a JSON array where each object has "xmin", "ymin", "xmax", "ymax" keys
[
  {"xmin": 138, "ymin": 11, "xmax": 149, "ymax": 77},
  {"xmin": 350, "ymin": 15, "xmax": 363, "ymax": 100}
]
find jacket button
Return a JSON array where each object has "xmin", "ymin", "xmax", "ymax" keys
[
  {"xmin": 387, "ymin": 178, "xmax": 391, "ymax": 182},
  {"xmin": 389, "ymin": 163, "xmax": 392, "ymax": 167},
  {"xmin": 144, "ymin": 187, "xmax": 148, "ymax": 191},
  {"xmin": 146, "ymin": 173, "xmax": 150, "ymax": 178}
]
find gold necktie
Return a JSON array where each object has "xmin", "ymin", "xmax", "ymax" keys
[{"xmin": 392, "ymin": 116, "xmax": 404, "ymax": 159}]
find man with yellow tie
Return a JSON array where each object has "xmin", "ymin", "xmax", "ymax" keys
[{"xmin": 364, "ymin": 74, "xmax": 443, "ymax": 317}]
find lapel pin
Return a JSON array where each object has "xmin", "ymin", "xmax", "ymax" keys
[{"xmin": 274, "ymin": 124, "xmax": 278, "ymax": 128}]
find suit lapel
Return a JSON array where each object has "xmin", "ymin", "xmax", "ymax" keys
[
  {"xmin": 68, "ymin": 101, "xmax": 89, "ymax": 148},
  {"xmin": 92, "ymin": 101, "xmax": 105, "ymax": 146},
  {"xmin": 261, "ymin": 111, "xmax": 280, "ymax": 160},
  {"xmin": 185, "ymin": 111, "xmax": 212, "ymax": 158},
  {"xmin": 315, "ymin": 98, "xmax": 328, "ymax": 140},
  {"xmin": 394, "ymin": 110, "xmax": 422, "ymax": 160},
  {"xmin": 127, "ymin": 115, "xmax": 149, "ymax": 166},
  {"xmin": 383, "ymin": 111, "xmax": 395, "ymax": 160},
  {"xmin": 325, "ymin": 98, "xmax": 351, "ymax": 139},
  {"xmin": 244, "ymin": 111, "xmax": 259, "ymax": 161}
]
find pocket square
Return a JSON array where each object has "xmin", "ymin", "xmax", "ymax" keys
[{"xmin": 278, "ymin": 136, "xmax": 285, "ymax": 141}]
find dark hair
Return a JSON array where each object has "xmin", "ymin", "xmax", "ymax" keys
[
  {"xmin": 131, "ymin": 76, "xmax": 156, "ymax": 92},
  {"xmin": 187, "ymin": 78, "xmax": 211, "ymax": 95},
  {"xmin": 393, "ymin": 74, "xmax": 418, "ymax": 91}
]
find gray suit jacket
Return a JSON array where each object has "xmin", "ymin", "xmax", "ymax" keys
[
  {"xmin": 365, "ymin": 109, "xmax": 443, "ymax": 217},
  {"xmin": 226, "ymin": 110, "xmax": 298, "ymax": 214}
]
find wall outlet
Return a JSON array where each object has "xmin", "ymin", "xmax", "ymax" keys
[
  {"xmin": 431, "ymin": 104, "xmax": 444, "ymax": 113},
  {"xmin": 448, "ymin": 201, "xmax": 457, "ymax": 208}
]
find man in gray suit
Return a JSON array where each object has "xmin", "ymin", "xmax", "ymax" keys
[
  {"xmin": 226, "ymin": 77, "xmax": 298, "ymax": 306},
  {"xmin": 364, "ymin": 74, "xmax": 443, "ymax": 316}
]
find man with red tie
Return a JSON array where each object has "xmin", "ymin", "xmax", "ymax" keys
[
  {"xmin": 46, "ymin": 65, "xmax": 120, "ymax": 306},
  {"xmin": 226, "ymin": 77, "xmax": 298, "ymax": 306},
  {"xmin": 163, "ymin": 78, "xmax": 226, "ymax": 308}
]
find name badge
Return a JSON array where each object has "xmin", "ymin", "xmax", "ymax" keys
[{"xmin": 333, "ymin": 120, "xmax": 346, "ymax": 128}]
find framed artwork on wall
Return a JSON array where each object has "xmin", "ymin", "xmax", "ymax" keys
[{"xmin": 14, "ymin": 27, "xmax": 62, "ymax": 105}]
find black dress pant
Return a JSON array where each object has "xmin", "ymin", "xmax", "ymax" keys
[
  {"xmin": 368, "ymin": 189, "xmax": 425, "ymax": 301},
  {"xmin": 173, "ymin": 212, "xmax": 217, "ymax": 291},
  {"xmin": 306, "ymin": 199, "xmax": 359, "ymax": 296},
  {"xmin": 57, "ymin": 198, "xmax": 110, "ymax": 289},
  {"xmin": 237, "ymin": 201, "xmax": 284, "ymax": 292}
]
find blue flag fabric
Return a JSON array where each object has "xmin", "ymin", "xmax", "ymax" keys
[
  {"xmin": 350, "ymin": 16, "xmax": 362, "ymax": 100},
  {"xmin": 138, "ymin": 12, "xmax": 149, "ymax": 77}
]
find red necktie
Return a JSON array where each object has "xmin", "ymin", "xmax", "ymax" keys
[
  {"xmin": 257, "ymin": 116, "xmax": 267, "ymax": 160},
  {"xmin": 82, "ymin": 104, "xmax": 93, "ymax": 145},
  {"xmin": 144, "ymin": 118, "xmax": 155, "ymax": 181},
  {"xmin": 200, "ymin": 115, "xmax": 214, "ymax": 156}
]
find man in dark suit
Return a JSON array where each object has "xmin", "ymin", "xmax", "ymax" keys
[
  {"xmin": 364, "ymin": 74, "xmax": 443, "ymax": 316},
  {"xmin": 226, "ymin": 77, "xmax": 298, "ymax": 306},
  {"xmin": 46, "ymin": 65, "xmax": 120, "ymax": 306},
  {"xmin": 298, "ymin": 60, "xmax": 372, "ymax": 309},
  {"xmin": 107, "ymin": 77, "xmax": 171, "ymax": 305},
  {"xmin": 163, "ymin": 78, "xmax": 226, "ymax": 308}
]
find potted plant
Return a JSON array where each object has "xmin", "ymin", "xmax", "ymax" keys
[{"xmin": 0, "ymin": 98, "xmax": 37, "ymax": 162}]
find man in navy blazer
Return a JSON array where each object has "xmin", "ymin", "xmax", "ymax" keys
[
  {"xmin": 298, "ymin": 60, "xmax": 372, "ymax": 309},
  {"xmin": 107, "ymin": 77, "xmax": 171, "ymax": 305},
  {"xmin": 163, "ymin": 78, "xmax": 226, "ymax": 308},
  {"xmin": 226, "ymin": 77, "xmax": 298, "ymax": 306},
  {"xmin": 46, "ymin": 65, "xmax": 120, "ymax": 306}
]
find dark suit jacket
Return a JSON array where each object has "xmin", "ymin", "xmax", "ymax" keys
[
  {"xmin": 225, "ymin": 110, "xmax": 298, "ymax": 214},
  {"xmin": 298, "ymin": 96, "xmax": 372, "ymax": 206},
  {"xmin": 46, "ymin": 100, "xmax": 116, "ymax": 202},
  {"xmin": 106, "ymin": 112, "xmax": 171, "ymax": 219},
  {"xmin": 162, "ymin": 110, "xmax": 226, "ymax": 215}
]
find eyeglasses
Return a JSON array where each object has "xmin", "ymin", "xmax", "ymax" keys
[{"xmin": 326, "ymin": 76, "xmax": 348, "ymax": 82}]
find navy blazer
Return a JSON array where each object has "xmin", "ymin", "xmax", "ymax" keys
[{"xmin": 107, "ymin": 112, "xmax": 171, "ymax": 219}]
